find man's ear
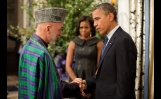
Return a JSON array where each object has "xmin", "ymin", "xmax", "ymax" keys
[
  {"xmin": 46, "ymin": 25, "xmax": 51, "ymax": 32},
  {"xmin": 109, "ymin": 13, "xmax": 114, "ymax": 21}
]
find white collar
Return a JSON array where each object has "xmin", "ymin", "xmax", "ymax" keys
[{"xmin": 106, "ymin": 25, "xmax": 120, "ymax": 40}]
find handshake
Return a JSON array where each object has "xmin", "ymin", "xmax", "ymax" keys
[{"xmin": 70, "ymin": 78, "xmax": 91, "ymax": 98}]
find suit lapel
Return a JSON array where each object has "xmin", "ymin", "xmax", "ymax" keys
[{"xmin": 98, "ymin": 27, "xmax": 122, "ymax": 70}]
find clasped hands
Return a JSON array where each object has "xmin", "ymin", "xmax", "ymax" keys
[{"xmin": 70, "ymin": 78, "xmax": 91, "ymax": 98}]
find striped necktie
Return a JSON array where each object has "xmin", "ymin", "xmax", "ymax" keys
[{"xmin": 101, "ymin": 37, "xmax": 109, "ymax": 55}]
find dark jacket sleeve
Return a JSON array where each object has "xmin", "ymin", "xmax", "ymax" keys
[
  {"xmin": 84, "ymin": 75, "xmax": 96, "ymax": 94},
  {"xmin": 115, "ymin": 34, "xmax": 137, "ymax": 99},
  {"xmin": 61, "ymin": 80, "xmax": 81, "ymax": 98}
]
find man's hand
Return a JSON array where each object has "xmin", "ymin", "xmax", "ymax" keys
[
  {"xmin": 70, "ymin": 78, "xmax": 91, "ymax": 98},
  {"xmin": 81, "ymin": 92, "xmax": 91, "ymax": 98},
  {"xmin": 79, "ymin": 80, "xmax": 91, "ymax": 98},
  {"xmin": 70, "ymin": 78, "xmax": 82, "ymax": 84},
  {"xmin": 79, "ymin": 80, "xmax": 87, "ymax": 90}
]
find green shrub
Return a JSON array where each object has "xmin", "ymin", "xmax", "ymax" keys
[{"xmin": 9, "ymin": 0, "xmax": 103, "ymax": 58}]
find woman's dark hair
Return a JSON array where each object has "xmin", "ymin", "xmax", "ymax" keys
[{"xmin": 76, "ymin": 15, "xmax": 96, "ymax": 37}]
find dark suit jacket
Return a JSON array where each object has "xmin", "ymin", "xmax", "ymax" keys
[
  {"xmin": 84, "ymin": 27, "xmax": 137, "ymax": 99},
  {"xmin": 61, "ymin": 81, "xmax": 81, "ymax": 98}
]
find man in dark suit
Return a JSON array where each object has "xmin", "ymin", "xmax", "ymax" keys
[{"xmin": 80, "ymin": 2, "xmax": 137, "ymax": 99}]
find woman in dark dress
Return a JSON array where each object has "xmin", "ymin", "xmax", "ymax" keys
[{"xmin": 66, "ymin": 16, "xmax": 103, "ymax": 99}]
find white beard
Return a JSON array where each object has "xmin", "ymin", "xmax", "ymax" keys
[
  {"xmin": 49, "ymin": 40, "xmax": 56, "ymax": 45},
  {"xmin": 49, "ymin": 36, "xmax": 57, "ymax": 45}
]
